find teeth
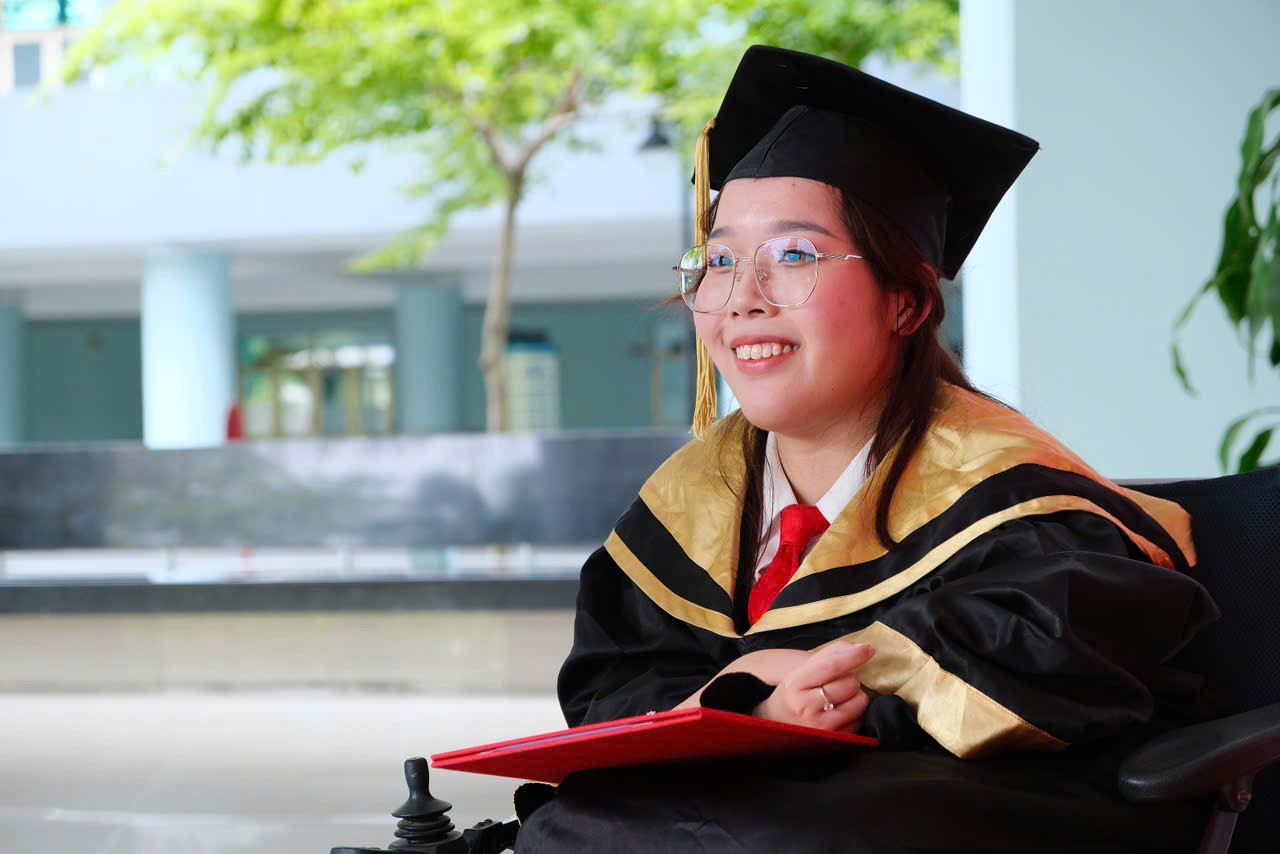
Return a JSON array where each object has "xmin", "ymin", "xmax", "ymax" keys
[{"xmin": 734, "ymin": 343, "xmax": 798, "ymax": 360}]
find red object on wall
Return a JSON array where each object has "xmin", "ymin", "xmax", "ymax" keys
[{"xmin": 226, "ymin": 402, "xmax": 244, "ymax": 441}]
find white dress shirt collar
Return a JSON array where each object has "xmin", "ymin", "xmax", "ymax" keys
[{"xmin": 756, "ymin": 430, "xmax": 875, "ymax": 579}]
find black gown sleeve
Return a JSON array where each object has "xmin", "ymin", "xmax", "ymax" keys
[
  {"xmin": 558, "ymin": 546, "xmax": 735, "ymax": 727},
  {"xmin": 845, "ymin": 510, "xmax": 1218, "ymax": 757}
]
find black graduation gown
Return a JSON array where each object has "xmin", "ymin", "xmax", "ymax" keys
[{"xmin": 516, "ymin": 388, "xmax": 1220, "ymax": 853}]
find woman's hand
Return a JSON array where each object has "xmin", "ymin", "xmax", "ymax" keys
[
  {"xmin": 675, "ymin": 647, "xmax": 811, "ymax": 710},
  {"xmin": 754, "ymin": 642, "xmax": 876, "ymax": 732}
]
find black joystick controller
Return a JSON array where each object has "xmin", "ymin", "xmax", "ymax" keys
[{"xmin": 331, "ymin": 757, "xmax": 467, "ymax": 854}]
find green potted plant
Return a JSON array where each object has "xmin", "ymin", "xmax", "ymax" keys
[{"xmin": 1174, "ymin": 88, "xmax": 1280, "ymax": 472}]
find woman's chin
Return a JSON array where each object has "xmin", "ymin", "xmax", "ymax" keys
[{"xmin": 735, "ymin": 402, "xmax": 799, "ymax": 435}]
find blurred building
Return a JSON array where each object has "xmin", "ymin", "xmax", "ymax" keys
[
  {"xmin": 2, "ymin": 0, "xmax": 1278, "ymax": 470},
  {"xmin": 0, "ymin": 2, "xmax": 708, "ymax": 448},
  {"xmin": 0, "ymin": 2, "xmax": 972, "ymax": 451}
]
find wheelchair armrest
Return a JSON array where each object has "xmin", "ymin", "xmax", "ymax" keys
[{"xmin": 1118, "ymin": 701, "xmax": 1280, "ymax": 803}]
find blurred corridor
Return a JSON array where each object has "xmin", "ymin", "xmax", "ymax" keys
[{"xmin": 1, "ymin": 693, "xmax": 565, "ymax": 854}]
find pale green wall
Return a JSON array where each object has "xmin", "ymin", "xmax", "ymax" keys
[
  {"xmin": 961, "ymin": 0, "xmax": 1280, "ymax": 477},
  {"xmin": 461, "ymin": 300, "xmax": 678, "ymax": 431},
  {"xmin": 22, "ymin": 301, "xmax": 680, "ymax": 442},
  {"xmin": 25, "ymin": 320, "xmax": 145, "ymax": 443}
]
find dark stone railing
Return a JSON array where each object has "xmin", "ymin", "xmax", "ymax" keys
[
  {"xmin": 0, "ymin": 431, "xmax": 690, "ymax": 613},
  {"xmin": 0, "ymin": 430, "xmax": 689, "ymax": 549}
]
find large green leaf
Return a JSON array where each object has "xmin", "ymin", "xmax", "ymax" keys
[
  {"xmin": 1210, "ymin": 200, "xmax": 1254, "ymax": 325},
  {"xmin": 1268, "ymin": 198, "xmax": 1280, "ymax": 368},
  {"xmin": 1237, "ymin": 89, "xmax": 1280, "ymax": 223},
  {"xmin": 1237, "ymin": 427, "xmax": 1275, "ymax": 473},
  {"xmin": 1203, "ymin": 89, "xmax": 1280, "ymax": 338},
  {"xmin": 1181, "ymin": 88, "xmax": 1280, "ymax": 472},
  {"xmin": 1243, "ymin": 204, "xmax": 1276, "ymax": 376},
  {"xmin": 1218, "ymin": 406, "xmax": 1280, "ymax": 471}
]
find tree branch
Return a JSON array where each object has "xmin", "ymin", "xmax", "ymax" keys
[
  {"xmin": 428, "ymin": 78, "xmax": 517, "ymax": 174},
  {"xmin": 473, "ymin": 115, "xmax": 517, "ymax": 175},
  {"xmin": 513, "ymin": 65, "xmax": 586, "ymax": 174}
]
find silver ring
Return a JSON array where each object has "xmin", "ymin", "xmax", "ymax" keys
[{"xmin": 818, "ymin": 684, "xmax": 835, "ymax": 713}]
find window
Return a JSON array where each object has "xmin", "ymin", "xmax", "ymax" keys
[
  {"xmin": 238, "ymin": 330, "xmax": 397, "ymax": 439},
  {"xmin": 12, "ymin": 41, "xmax": 37, "ymax": 85},
  {"xmin": 506, "ymin": 331, "xmax": 560, "ymax": 431},
  {"xmin": 3, "ymin": 2, "xmax": 102, "ymax": 93}
]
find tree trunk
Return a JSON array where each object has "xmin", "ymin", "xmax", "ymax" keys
[{"xmin": 479, "ymin": 180, "xmax": 523, "ymax": 432}]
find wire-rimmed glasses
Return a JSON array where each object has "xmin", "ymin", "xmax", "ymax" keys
[{"xmin": 674, "ymin": 236, "xmax": 863, "ymax": 313}]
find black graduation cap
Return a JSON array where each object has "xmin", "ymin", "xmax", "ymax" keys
[{"xmin": 703, "ymin": 45, "xmax": 1039, "ymax": 280}]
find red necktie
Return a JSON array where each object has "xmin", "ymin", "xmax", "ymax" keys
[{"xmin": 748, "ymin": 504, "xmax": 829, "ymax": 625}]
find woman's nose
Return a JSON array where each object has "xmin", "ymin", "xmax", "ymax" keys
[{"xmin": 728, "ymin": 261, "xmax": 775, "ymax": 317}]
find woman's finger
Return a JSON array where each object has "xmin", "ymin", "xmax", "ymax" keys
[
  {"xmin": 837, "ymin": 687, "xmax": 870, "ymax": 718},
  {"xmin": 837, "ymin": 690, "xmax": 871, "ymax": 733},
  {"xmin": 811, "ymin": 671, "xmax": 862, "ymax": 706},
  {"xmin": 816, "ymin": 682, "xmax": 869, "ymax": 726},
  {"xmin": 796, "ymin": 683, "xmax": 869, "ymax": 731},
  {"xmin": 814, "ymin": 641, "xmax": 876, "ymax": 670},
  {"xmin": 795, "ymin": 642, "xmax": 875, "ymax": 690}
]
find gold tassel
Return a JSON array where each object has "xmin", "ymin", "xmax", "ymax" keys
[{"xmin": 691, "ymin": 117, "xmax": 718, "ymax": 439}]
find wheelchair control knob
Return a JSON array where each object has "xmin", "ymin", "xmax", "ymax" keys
[{"xmin": 330, "ymin": 757, "xmax": 467, "ymax": 854}]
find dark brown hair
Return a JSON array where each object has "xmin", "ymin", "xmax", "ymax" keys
[{"xmin": 705, "ymin": 189, "xmax": 992, "ymax": 570}]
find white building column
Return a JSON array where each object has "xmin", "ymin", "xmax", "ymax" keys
[
  {"xmin": 959, "ymin": 0, "xmax": 1021, "ymax": 411},
  {"xmin": 141, "ymin": 250, "xmax": 234, "ymax": 448},
  {"xmin": 0, "ymin": 291, "xmax": 25, "ymax": 444},
  {"xmin": 395, "ymin": 278, "xmax": 463, "ymax": 433},
  {"xmin": 959, "ymin": 0, "xmax": 1280, "ymax": 477}
]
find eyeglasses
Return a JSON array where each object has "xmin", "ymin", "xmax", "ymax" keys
[{"xmin": 674, "ymin": 236, "xmax": 863, "ymax": 313}]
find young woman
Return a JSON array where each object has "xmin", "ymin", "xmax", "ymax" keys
[{"xmin": 515, "ymin": 46, "xmax": 1217, "ymax": 853}]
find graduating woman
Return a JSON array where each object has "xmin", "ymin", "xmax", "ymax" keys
[{"xmin": 516, "ymin": 46, "xmax": 1218, "ymax": 853}]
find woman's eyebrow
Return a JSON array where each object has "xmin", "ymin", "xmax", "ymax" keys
[
  {"xmin": 771, "ymin": 219, "xmax": 838, "ymax": 238},
  {"xmin": 707, "ymin": 220, "xmax": 839, "ymax": 241}
]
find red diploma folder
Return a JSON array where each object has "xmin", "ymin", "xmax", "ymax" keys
[{"xmin": 430, "ymin": 707, "xmax": 877, "ymax": 784}]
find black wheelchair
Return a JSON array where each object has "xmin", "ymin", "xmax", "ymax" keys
[{"xmin": 332, "ymin": 467, "xmax": 1280, "ymax": 854}]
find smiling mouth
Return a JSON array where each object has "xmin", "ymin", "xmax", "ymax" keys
[{"xmin": 734, "ymin": 343, "xmax": 799, "ymax": 361}]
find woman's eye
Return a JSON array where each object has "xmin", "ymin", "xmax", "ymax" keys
[
  {"xmin": 708, "ymin": 254, "xmax": 734, "ymax": 269},
  {"xmin": 780, "ymin": 249, "xmax": 816, "ymax": 263}
]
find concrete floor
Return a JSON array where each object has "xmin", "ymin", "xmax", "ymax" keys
[{"xmin": 0, "ymin": 693, "xmax": 566, "ymax": 854}]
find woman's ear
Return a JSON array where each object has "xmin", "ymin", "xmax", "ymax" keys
[{"xmin": 891, "ymin": 290, "xmax": 931, "ymax": 336}]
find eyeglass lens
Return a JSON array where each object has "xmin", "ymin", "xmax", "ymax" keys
[{"xmin": 677, "ymin": 237, "xmax": 819, "ymax": 312}]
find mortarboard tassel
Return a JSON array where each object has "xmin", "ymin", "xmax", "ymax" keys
[{"xmin": 691, "ymin": 117, "xmax": 718, "ymax": 439}]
